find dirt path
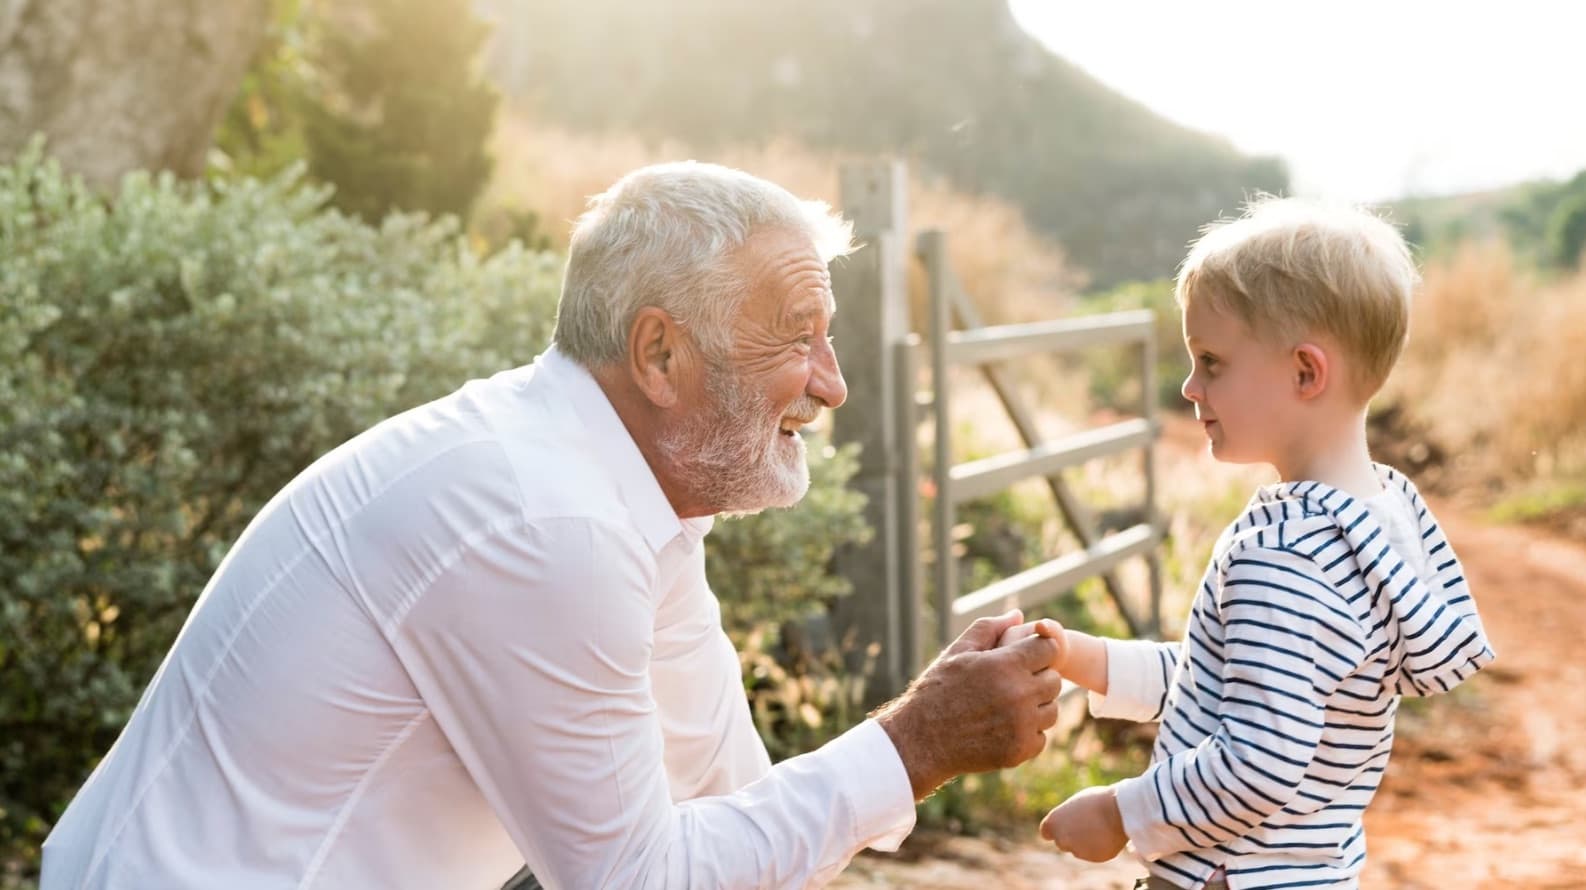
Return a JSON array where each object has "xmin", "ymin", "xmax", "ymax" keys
[
  {"xmin": 1361, "ymin": 509, "xmax": 1586, "ymax": 889},
  {"xmin": 835, "ymin": 501, "xmax": 1586, "ymax": 889}
]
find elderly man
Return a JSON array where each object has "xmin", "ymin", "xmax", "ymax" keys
[{"xmin": 42, "ymin": 163, "xmax": 1062, "ymax": 889}]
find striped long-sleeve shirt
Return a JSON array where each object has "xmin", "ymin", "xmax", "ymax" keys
[{"xmin": 1091, "ymin": 464, "xmax": 1494, "ymax": 890}]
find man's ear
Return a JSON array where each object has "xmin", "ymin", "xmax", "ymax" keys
[
  {"xmin": 627, "ymin": 307, "xmax": 684, "ymax": 408},
  {"xmin": 1293, "ymin": 342, "xmax": 1329, "ymax": 401}
]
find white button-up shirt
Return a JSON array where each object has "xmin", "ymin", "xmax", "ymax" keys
[{"xmin": 42, "ymin": 348, "xmax": 915, "ymax": 890}]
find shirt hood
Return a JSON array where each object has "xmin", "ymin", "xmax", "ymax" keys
[{"xmin": 1233, "ymin": 464, "xmax": 1495, "ymax": 696}]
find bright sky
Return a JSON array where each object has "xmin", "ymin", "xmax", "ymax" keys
[{"xmin": 1009, "ymin": 1, "xmax": 1586, "ymax": 202}]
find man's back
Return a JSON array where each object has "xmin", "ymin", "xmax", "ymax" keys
[{"xmin": 42, "ymin": 360, "xmax": 600, "ymax": 889}]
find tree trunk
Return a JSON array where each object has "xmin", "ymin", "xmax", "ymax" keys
[{"xmin": 0, "ymin": 0, "xmax": 269, "ymax": 187}]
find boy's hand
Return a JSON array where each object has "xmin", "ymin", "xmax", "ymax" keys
[
  {"xmin": 995, "ymin": 618, "xmax": 1068, "ymax": 672},
  {"xmin": 1040, "ymin": 785, "xmax": 1128, "ymax": 862}
]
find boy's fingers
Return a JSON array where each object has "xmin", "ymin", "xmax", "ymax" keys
[
  {"xmin": 945, "ymin": 609, "xmax": 1023, "ymax": 656},
  {"xmin": 1033, "ymin": 618, "xmax": 1065, "ymax": 638},
  {"xmin": 996, "ymin": 622, "xmax": 1037, "ymax": 648}
]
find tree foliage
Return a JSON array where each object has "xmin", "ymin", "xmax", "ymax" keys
[
  {"xmin": 1546, "ymin": 190, "xmax": 1586, "ymax": 270},
  {"xmin": 302, "ymin": 0, "xmax": 499, "ymax": 222}
]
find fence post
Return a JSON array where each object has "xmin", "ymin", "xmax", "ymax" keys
[{"xmin": 830, "ymin": 160, "xmax": 910, "ymax": 702}]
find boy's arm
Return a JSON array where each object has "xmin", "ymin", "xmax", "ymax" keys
[
  {"xmin": 1078, "ymin": 632, "xmax": 1180, "ymax": 724},
  {"xmin": 999, "ymin": 621, "xmax": 1179, "ymax": 724},
  {"xmin": 1106, "ymin": 547, "xmax": 1368, "ymax": 859}
]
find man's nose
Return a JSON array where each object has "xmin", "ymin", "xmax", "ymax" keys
[{"xmin": 811, "ymin": 339, "xmax": 847, "ymax": 409}]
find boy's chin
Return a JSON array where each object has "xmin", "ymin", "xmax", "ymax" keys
[{"xmin": 1208, "ymin": 443, "xmax": 1264, "ymax": 466}]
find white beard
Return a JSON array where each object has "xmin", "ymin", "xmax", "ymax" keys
[{"xmin": 657, "ymin": 362, "xmax": 812, "ymax": 516}]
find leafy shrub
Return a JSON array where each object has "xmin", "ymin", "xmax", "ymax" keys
[
  {"xmin": 708, "ymin": 438, "xmax": 874, "ymax": 759},
  {"xmin": 1547, "ymin": 190, "xmax": 1586, "ymax": 270}
]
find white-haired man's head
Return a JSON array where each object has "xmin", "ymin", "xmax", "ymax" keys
[
  {"xmin": 553, "ymin": 161, "xmax": 854, "ymax": 368},
  {"xmin": 554, "ymin": 163, "xmax": 853, "ymax": 516}
]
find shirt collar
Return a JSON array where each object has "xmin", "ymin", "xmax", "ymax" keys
[{"xmin": 535, "ymin": 346, "xmax": 714, "ymax": 552}]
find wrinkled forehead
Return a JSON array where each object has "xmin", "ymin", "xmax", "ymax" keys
[{"xmin": 733, "ymin": 227, "xmax": 834, "ymax": 319}]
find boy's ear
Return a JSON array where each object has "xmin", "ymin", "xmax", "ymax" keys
[
  {"xmin": 627, "ymin": 307, "xmax": 685, "ymax": 409},
  {"xmin": 1292, "ymin": 343, "xmax": 1329, "ymax": 401}
]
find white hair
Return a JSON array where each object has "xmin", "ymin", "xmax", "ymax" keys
[{"xmin": 552, "ymin": 161, "xmax": 855, "ymax": 367}]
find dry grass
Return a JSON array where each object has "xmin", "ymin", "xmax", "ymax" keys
[
  {"xmin": 1384, "ymin": 240, "xmax": 1586, "ymax": 490},
  {"xmin": 480, "ymin": 113, "xmax": 1081, "ymax": 328}
]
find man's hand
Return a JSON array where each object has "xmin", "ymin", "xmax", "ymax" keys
[
  {"xmin": 996, "ymin": 618, "xmax": 1069, "ymax": 671},
  {"xmin": 873, "ymin": 610, "xmax": 1063, "ymax": 800},
  {"xmin": 1040, "ymin": 785, "xmax": 1128, "ymax": 862}
]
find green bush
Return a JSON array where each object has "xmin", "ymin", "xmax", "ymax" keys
[
  {"xmin": 1547, "ymin": 191, "xmax": 1586, "ymax": 270},
  {"xmin": 705, "ymin": 440, "xmax": 870, "ymax": 633},
  {"xmin": 0, "ymin": 144, "xmax": 873, "ymax": 877},
  {"xmin": 0, "ymin": 143, "xmax": 560, "ymax": 873},
  {"xmin": 706, "ymin": 439, "xmax": 873, "ymax": 760},
  {"xmin": 303, "ymin": 0, "xmax": 498, "ymax": 223}
]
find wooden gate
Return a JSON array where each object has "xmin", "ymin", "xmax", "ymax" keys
[
  {"xmin": 913, "ymin": 231, "xmax": 1164, "ymax": 650},
  {"xmin": 830, "ymin": 161, "xmax": 1164, "ymax": 698}
]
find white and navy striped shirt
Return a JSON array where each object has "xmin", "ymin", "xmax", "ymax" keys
[{"xmin": 1092, "ymin": 465, "xmax": 1493, "ymax": 890}]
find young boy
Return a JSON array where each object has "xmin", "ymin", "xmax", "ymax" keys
[{"xmin": 1029, "ymin": 197, "xmax": 1495, "ymax": 889}]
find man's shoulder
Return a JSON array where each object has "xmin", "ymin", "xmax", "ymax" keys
[{"xmin": 317, "ymin": 366, "xmax": 634, "ymax": 537}]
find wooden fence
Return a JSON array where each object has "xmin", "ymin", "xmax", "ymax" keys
[{"xmin": 830, "ymin": 160, "xmax": 1164, "ymax": 700}]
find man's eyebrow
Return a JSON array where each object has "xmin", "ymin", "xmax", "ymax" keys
[{"xmin": 783, "ymin": 300, "xmax": 835, "ymax": 327}]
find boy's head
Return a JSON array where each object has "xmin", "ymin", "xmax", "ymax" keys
[
  {"xmin": 1177, "ymin": 196, "xmax": 1419, "ymax": 398},
  {"xmin": 1176, "ymin": 197, "xmax": 1419, "ymax": 469}
]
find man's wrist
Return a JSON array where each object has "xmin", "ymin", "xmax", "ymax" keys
[{"xmin": 874, "ymin": 698, "xmax": 944, "ymax": 801}]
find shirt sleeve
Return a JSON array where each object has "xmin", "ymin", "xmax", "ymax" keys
[
  {"xmin": 388, "ymin": 515, "xmax": 916, "ymax": 889},
  {"xmin": 1085, "ymin": 638, "xmax": 1181, "ymax": 723},
  {"xmin": 647, "ymin": 543, "xmax": 772, "ymax": 802},
  {"xmin": 1113, "ymin": 547, "xmax": 1368, "ymax": 859}
]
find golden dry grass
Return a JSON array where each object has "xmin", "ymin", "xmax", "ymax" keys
[
  {"xmin": 480, "ymin": 114, "xmax": 1081, "ymax": 328},
  {"xmin": 1385, "ymin": 240, "xmax": 1586, "ymax": 485}
]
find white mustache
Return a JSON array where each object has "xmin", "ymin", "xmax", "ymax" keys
[{"xmin": 783, "ymin": 397, "xmax": 824, "ymax": 426}]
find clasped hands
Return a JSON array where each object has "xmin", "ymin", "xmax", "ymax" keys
[
  {"xmin": 998, "ymin": 618, "xmax": 1131, "ymax": 864},
  {"xmin": 872, "ymin": 611, "xmax": 1128, "ymax": 862}
]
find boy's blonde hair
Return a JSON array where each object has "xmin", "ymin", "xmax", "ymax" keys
[{"xmin": 1175, "ymin": 195, "xmax": 1419, "ymax": 397}]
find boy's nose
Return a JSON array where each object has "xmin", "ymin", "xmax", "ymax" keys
[{"xmin": 1180, "ymin": 374, "xmax": 1201, "ymax": 404}]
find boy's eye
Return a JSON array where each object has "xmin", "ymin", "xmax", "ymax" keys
[{"xmin": 1198, "ymin": 353, "xmax": 1218, "ymax": 368}]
